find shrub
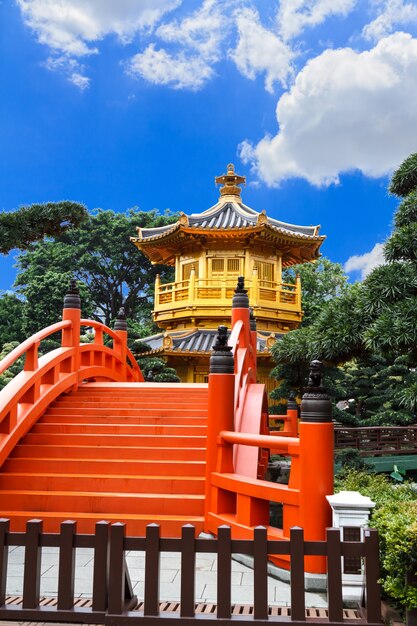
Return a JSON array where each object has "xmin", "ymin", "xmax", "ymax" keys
[{"xmin": 335, "ymin": 470, "xmax": 417, "ymax": 609}]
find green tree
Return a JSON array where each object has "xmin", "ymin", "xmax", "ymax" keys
[
  {"xmin": 283, "ymin": 257, "xmax": 347, "ymax": 326},
  {"xmin": 14, "ymin": 208, "xmax": 177, "ymax": 335},
  {"xmin": 0, "ymin": 202, "xmax": 88, "ymax": 254},
  {"xmin": 0, "ymin": 294, "xmax": 26, "ymax": 346},
  {"xmin": 270, "ymin": 258, "xmax": 349, "ymax": 406},
  {"xmin": 272, "ymin": 152, "xmax": 417, "ymax": 424}
]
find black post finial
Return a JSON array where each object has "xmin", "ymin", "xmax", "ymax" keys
[
  {"xmin": 287, "ymin": 390, "xmax": 298, "ymax": 411},
  {"xmin": 114, "ymin": 306, "xmax": 128, "ymax": 331},
  {"xmin": 232, "ymin": 276, "xmax": 249, "ymax": 309},
  {"xmin": 210, "ymin": 326, "xmax": 234, "ymax": 374},
  {"xmin": 63, "ymin": 279, "xmax": 81, "ymax": 309},
  {"xmin": 300, "ymin": 360, "xmax": 332, "ymax": 422}
]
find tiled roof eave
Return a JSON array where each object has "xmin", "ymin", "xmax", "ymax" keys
[{"xmin": 134, "ymin": 221, "xmax": 325, "ymax": 245}]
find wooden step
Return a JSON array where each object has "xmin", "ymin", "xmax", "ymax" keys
[
  {"xmin": 50, "ymin": 400, "xmax": 208, "ymax": 409},
  {"xmin": 44, "ymin": 407, "xmax": 208, "ymax": 417},
  {"xmin": 30, "ymin": 423, "xmax": 207, "ymax": 436},
  {"xmin": 0, "ymin": 491, "xmax": 205, "ymax": 515},
  {"xmin": 11, "ymin": 444, "xmax": 206, "ymax": 461},
  {"xmin": 21, "ymin": 433, "xmax": 206, "ymax": 448},
  {"xmin": 0, "ymin": 473, "xmax": 205, "ymax": 494},
  {"xmin": 38, "ymin": 414, "xmax": 207, "ymax": 425},
  {"xmin": 2, "ymin": 458, "xmax": 206, "ymax": 477},
  {"xmin": 1, "ymin": 511, "xmax": 205, "ymax": 536}
]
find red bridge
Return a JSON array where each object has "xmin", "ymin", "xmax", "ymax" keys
[{"xmin": 0, "ymin": 280, "xmax": 334, "ymax": 576}]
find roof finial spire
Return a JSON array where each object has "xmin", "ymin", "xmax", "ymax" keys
[{"xmin": 215, "ymin": 163, "xmax": 246, "ymax": 198}]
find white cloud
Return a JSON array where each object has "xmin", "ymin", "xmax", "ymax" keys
[
  {"xmin": 363, "ymin": 0, "xmax": 417, "ymax": 41},
  {"xmin": 240, "ymin": 32, "xmax": 417, "ymax": 186},
  {"xmin": 70, "ymin": 72, "xmax": 90, "ymax": 90},
  {"xmin": 128, "ymin": 0, "xmax": 226, "ymax": 90},
  {"xmin": 230, "ymin": 8, "xmax": 294, "ymax": 92},
  {"xmin": 344, "ymin": 243, "xmax": 385, "ymax": 279},
  {"xmin": 277, "ymin": 0, "xmax": 357, "ymax": 41},
  {"xmin": 156, "ymin": 0, "xmax": 225, "ymax": 62},
  {"xmin": 44, "ymin": 54, "xmax": 89, "ymax": 89},
  {"xmin": 17, "ymin": 0, "xmax": 182, "ymax": 56},
  {"xmin": 128, "ymin": 45, "xmax": 213, "ymax": 90}
]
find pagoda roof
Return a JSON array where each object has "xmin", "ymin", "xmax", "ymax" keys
[
  {"xmin": 137, "ymin": 328, "xmax": 281, "ymax": 356},
  {"xmin": 131, "ymin": 164, "xmax": 325, "ymax": 266},
  {"xmin": 134, "ymin": 199, "xmax": 321, "ymax": 241}
]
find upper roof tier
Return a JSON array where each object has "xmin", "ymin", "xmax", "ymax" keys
[{"xmin": 131, "ymin": 164, "xmax": 325, "ymax": 266}]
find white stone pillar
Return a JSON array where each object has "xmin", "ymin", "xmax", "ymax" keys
[{"xmin": 326, "ymin": 491, "xmax": 376, "ymax": 606}]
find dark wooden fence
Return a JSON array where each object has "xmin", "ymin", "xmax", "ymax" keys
[
  {"xmin": 334, "ymin": 426, "xmax": 417, "ymax": 456},
  {"xmin": 0, "ymin": 519, "xmax": 382, "ymax": 625}
]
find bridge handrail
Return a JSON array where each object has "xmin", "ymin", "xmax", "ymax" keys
[
  {"xmin": 80, "ymin": 319, "xmax": 141, "ymax": 375},
  {"xmin": 220, "ymin": 430, "xmax": 299, "ymax": 450},
  {"xmin": 0, "ymin": 320, "xmax": 71, "ymax": 376}
]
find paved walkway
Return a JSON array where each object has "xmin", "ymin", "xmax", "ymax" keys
[{"xmin": 5, "ymin": 545, "xmax": 327, "ymax": 608}]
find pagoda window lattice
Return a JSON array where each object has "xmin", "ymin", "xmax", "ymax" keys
[
  {"xmin": 254, "ymin": 260, "xmax": 275, "ymax": 284},
  {"xmin": 209, "ymin": 257, "xmax": 242, "ymax": 279},
  {"xmin": 182, "ymin": 261, "xmax": 198, "ymax": 281}
]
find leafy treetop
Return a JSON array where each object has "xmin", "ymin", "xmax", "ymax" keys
[{"xmin": 0, "ymin": 202, "xmax": 88, "ymax": 254}]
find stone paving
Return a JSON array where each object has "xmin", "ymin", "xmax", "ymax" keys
[{"xmin": 5, "ymin": 545, "xmax": 328, "ymax": 608}]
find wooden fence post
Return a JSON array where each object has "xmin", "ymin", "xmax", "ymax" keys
[
  {"xmin": 144, "ymin": 524, "xmax": 160, "ymax": 616},
  {"xmin": 22, "ymin": 519, "xmax": 42, "ymax": 609},
  {"xmin": 290, "ymin": 527, "xmax": 306, "ymax": 621},
  {"xmin": 57, "ymin": 520, "xmax": 76, "ymax": 610},
  {"xmin": 92, "ymin": 521, "xmax": 110, "ymax": 613},
  {"xmin": 217, "ymin": 526, "xmax": 232, "ymax": 619},
  {"xmin": 253, "ymin": 526, "xmax": 268, "ymax": 620},
  {"xmin": 0, "ymin": 519, "xmax": 9, "ymax": 607},
  {"xmin": 180, "ymin": 525, "xmax": 196, "ymax": 618}
]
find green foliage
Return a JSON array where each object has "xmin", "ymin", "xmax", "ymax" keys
[
  {"xmin": 336, "ymin": 355, "xmax": 417, "ymax": 426},
  {"xmin": 0, "ymin": 294, "xmax": 26, "ymax": 345},
  {"xmin": 389, "ymin": 152, "xmax": 417, "ymax": 197},
  {"xmin": 283, "ymin": 258, "xmax": 347, "ymax": 326},
  {"xmin": 334, "ymin": 448, "xmax": 371, "ymax": 472},
  {"xmin": 14, "ymin": 208, "xmax": 177, "ymax": 332},
  {"xmin": 137, "ymin": 356, "xmax": 180, "ymax": 383},
  {"xmin": 0, "ymin": 202, "xmax": 88, "ymax": 254},
  {"xmin": 271, "ymin": 151, "xmax": 417, "ymax": 426},
  {"xmin": 0, "ymin": 342, "xmax": 21, "ymax": 390},
  {"xmin": 336, "ymin": 472, "xmax": 417, "ymax": 608},
  {"xmin": 336, "ymin": 470, "xmax": 417, "ymax": 611}
]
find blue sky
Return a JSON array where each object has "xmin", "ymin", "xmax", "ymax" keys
[{"xmin": 2, "ymin": 0, "xmax": 417, "ymax": 292}]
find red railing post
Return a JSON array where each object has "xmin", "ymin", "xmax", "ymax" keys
[
  {"xmin": 61, "ymin": 280, "xmax": 81, "ymax": 390},
  {"xmin": 298, "ymin": 360, "xmax": 333, "ymax": 574},
  {"xmin": 284, "ymin": 391, "xmax": 299, "ymax": 436},
  {"xmin": 114, "ymin": 307, "xmax": 128, "ymax": 380},
  {"xmin": 204, "ymin": 326, "xmax": 235, "ymax": 531}
]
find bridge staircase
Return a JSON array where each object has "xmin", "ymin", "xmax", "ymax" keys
[{"xmin": 0, "ymin": 382, "xmax": 208, "ymax": 535}]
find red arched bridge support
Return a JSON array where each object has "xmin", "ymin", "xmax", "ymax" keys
[{"xmin": 0, "ymin": 278, "xmax": 334, "ymax": 575}]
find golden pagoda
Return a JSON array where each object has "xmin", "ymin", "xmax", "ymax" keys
[{"xmin": 131, "ymin": 164, "xmax": 325, "ymax": 391}]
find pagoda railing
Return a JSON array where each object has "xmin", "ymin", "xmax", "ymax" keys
[{"xmin": 154, "ymin": 276, "xmax": 301, "ymax": 312}]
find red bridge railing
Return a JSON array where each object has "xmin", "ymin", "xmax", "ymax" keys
[
  {"xmin": 0, "ymin": 281, "xmax": 143, "ymax": 467},
  {"xmin": 204, "ymin": 279, "xmax": 334, "ymax": 575}
]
